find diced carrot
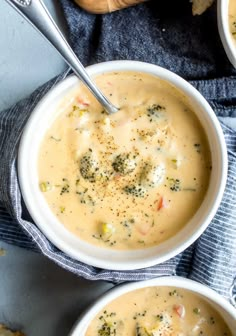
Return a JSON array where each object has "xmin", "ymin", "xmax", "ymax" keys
[
  {"xmin": 173, "ymin": 304, "xmax": 185, "ymax": 318},
  {"xmin": 113, "ymin": 173, "xmax": 122, "ymax": 181},
  {"xmin": 156, "ymin": 195, "xmax": 168, "ymax": 211},
  {"xmin": 77, "ymin": 97, "xmax": 90, "ymax": 106},
  {"xmin": 137, "ymin": 223, "xmax": 151, "ymax": 236},
  {"xmin": 116, "ymin": 118, "xmax": 131, "ymax": 127},
  {"xmin": 157, "ymin": 196, "xmax": 164, "ymax": 211}
]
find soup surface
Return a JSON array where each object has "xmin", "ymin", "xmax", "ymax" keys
[
  {"xmin": 229, "ymin": 0, "xmax": 236, "ymax": 42},
  {"xmin": 85, "ymin": 286, "xmax": 232, "ymax": 336},
  {"xmin": 38, "ymin": 72, "xmax": 211, "ymax": 250}
]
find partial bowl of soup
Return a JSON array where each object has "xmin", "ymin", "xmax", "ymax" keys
[
  {"xmin": 18, "ymin": 60, "xmax": 227, "ymax": 270},
  {"xmin": 69, "ymin": 276, "xmax": 236, "ymax": 335},
  {"xmin": 218, "ymin": 0, "xmax": 236, "ymax": 68}
]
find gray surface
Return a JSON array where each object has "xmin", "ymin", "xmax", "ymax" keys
[
  {"xmin": 0, "ymin": 241, "xmax": 113, "ymax": 336},
  {"xmin": 0, "ymin": 0, "xmax": 67, "ymax": 111},
  {"xmin": 0, "ymin": 1, "xmax": 114, "ymax": 335}
]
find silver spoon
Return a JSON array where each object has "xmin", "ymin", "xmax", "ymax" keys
[{"xmin": 5, "ymin": 0, "xmax": 119, "ymax": 115}]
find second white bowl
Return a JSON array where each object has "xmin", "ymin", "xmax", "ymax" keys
[
  {"xmin": 218, "ymin": 0, "xmax": 236, "ymax": 68},
  {"xmin": 69, "ymin": 277, "xmax": 236, "ymax": 335}
]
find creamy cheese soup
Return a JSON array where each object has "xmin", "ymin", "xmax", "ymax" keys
[
  {"xmin": 85, "ymin": 287, "xmax": 232, "ymax": 336},
  {"xmin": 38, "ymin": 72, "xmax": 211, "ymax": 250},
  {"xmin": 229, "ymin": 0, "xmax": 236, "ymax": 43}
]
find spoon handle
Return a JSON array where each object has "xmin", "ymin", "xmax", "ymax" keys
[{"xmin": 5, "ymin": 0, "xmax": 118, "ymax": 114}]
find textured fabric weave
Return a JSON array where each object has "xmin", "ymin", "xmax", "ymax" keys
[{"xmin": 0, "ymin": 0, "xmax": 236, "ymax": 302}]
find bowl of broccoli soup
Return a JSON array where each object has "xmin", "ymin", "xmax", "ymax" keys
[
  {"xmin": 69, "ymin": 277, "xmax": 236, "ymax": 335},
  {"xmin": 218, "ymin": 0, "xmax": 236, "ymax": 68},
  {"xmin": 18, "ymin": 61, "xmax": 227, "ymax": 270}
]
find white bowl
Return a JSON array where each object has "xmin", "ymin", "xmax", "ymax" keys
[
  {"xmin": 18, "ymin": 61, "xmax": 228, "ymax": 270},
  {"xmin": 218, "ymin": 0, "xmax": 236, "ymax": 68},
  {"xmin": 69, "ymin": 276, "xmax": 236, "ymax": 335}
]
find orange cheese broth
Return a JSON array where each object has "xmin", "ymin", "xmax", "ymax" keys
[
  {"xmin": 85, "ymin": 287, "xmax": 232, "ymax": 335},
  {"xmin": 229, "ymin": 0, "xmax": 236, "ymax": 43},
  {"xmin": 38, "ymin": 71, "xmax": 211, "ymax": 250}
]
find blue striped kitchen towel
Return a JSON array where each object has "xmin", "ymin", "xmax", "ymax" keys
[{"xmin": 0, "ymin": 0, "xmax": 236, "ymax": 303}]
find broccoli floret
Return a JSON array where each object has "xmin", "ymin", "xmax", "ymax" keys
[
  {"xmin": 167, "ymin": 177, "xmax": 181, "ymax": 192},
  {"xmin": 79, "ymin": 150, "xmax": 99, "ymax": 182},
  {"xmin": 141, "ymin": 163, "xmax": 165, "ymax": 188},
  {"xmin": 112, "ymin": 153, "xmax": 136, "ymax": 175},
  {"xmin": 147, "ymin": 104, "xmax": 165, "ymax": 119},
  {"xmin": 135, "ymin": 324, "xmax": 150, "ymax": 336},
  {"xmin": 123, "ymin": 185, "xmax": 147, "ymax": 198}
]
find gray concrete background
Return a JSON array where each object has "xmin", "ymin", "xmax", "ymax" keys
[
  {"xmin": 0, "ymin": 241, "xmax": 113, "ymax": 336},
  {"xmin": 0, "ymin": 1, "xmax": 113, "ymax": 335},
  {"xmin": 0, "ymin": 0, "xmax": 67, "ymax": 111},
  {"xmin": 0, "ymin": 1, "xmax": 235, "ymax": 335}
]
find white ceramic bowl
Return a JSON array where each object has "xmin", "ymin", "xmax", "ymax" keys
[
  {"xmin": 218, "ymin": 0, "xmax": 236, "ymax": 68},
  {"xmin": 69, "ymin": 276, "xmax": 236, "ymax": 335},
  {"xmin": 18, "ymin": 61, "xmax": 227, "ymax": 270}
]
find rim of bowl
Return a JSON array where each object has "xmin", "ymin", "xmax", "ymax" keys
[
  {"xmin": 69, "ymin": 276, "xmax": 236, "ymax": 335},
  {"xmin": 218, "ymin": 0, "xmax": 236, "ymax": 68},
  {"xmin": 18, "ymin": 60, "xmax": 228, "ymax": 270}
]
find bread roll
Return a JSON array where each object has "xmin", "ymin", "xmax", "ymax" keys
[
  {"xmin": 0, "ymin": 324, "xmax": 25, "ymax": 336},
  {"xmin": 74, "ymin": 0, "xmax": 147, "ymax": 14},
  {"xmin": 74, "ymin": 0, "xmax": 215, "ymax": 15},
  {"xmin": 191, "ymin": 0, "xmax": 215, "ymax": 15}
]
